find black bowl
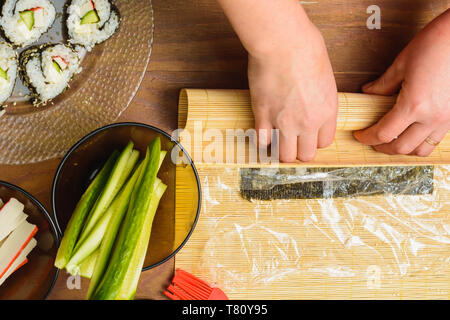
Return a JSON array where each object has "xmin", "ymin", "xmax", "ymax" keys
[
  {"xmin": 52, "ymin": 122, "xmax": 201, "ymax": 270},
  {"xmin": 0, "ymin": 181, "xmax": 59, "ymax": 300}
]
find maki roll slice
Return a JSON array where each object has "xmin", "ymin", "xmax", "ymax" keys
[
  {"xmin": 0, "ymin": 41, "xmax": 18, "ymax": 108},
  {"xmin": 0, "ymin": 0, "xmax": 56, "ymax": 47},
  {"xmin": 67, "ymin": 0, "xmax": 120, "ymax": 51},
  {"xmin": 19, "ymin": 43, "xmax": 81, "ymax": 104}
]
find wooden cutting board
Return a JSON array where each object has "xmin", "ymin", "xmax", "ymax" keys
[{"xmin": 174, "ymin": 89, "xmax": 450, "ymax": 299}]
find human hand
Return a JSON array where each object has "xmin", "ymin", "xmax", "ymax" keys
[
  {"xmin": 354, "ymin": 9, "xmax": 450, "ymax": 156},
  {"xmin": 248, "ymin": 24, "xmax": 338, "ymax": 162},
  {"xmin": 217, "ymin": 0, "xmax": 338, "ymax": 162}
]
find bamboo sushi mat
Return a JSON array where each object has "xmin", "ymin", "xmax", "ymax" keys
[
  {"xmin": 177, "ymin": 89, "xmax": 450, "ymax": 166},
  {"xmin": 174, "ymin": 89, "xmax": 450, "ymax": 299}
]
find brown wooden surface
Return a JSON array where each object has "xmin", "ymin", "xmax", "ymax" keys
[{"xmin": 0, "ymin": 0, "xmax": 448, "ymax": 299}]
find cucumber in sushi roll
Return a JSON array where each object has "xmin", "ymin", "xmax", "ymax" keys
[
  {"xmin": 19, "ymin": 43, "xmax": 81, "ymax": 104},
  {"xmin": 0, "ymin": 0, "xmax": 56, "ymax": 47},
  {"xmin": 67, "ymin": 0, "xmax": 120, "ymax": 51},
  {"xmin": 0, "ymin": 41, "xmax": 18, "ymax": 107}
]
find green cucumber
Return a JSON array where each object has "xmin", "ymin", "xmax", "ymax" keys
[
  {"xmin": 158, "ymin": 150, "xmax": 167, "ymax": 169},
  {"xmin": 66, "ymin": 152, "xmax": 141, "ymax": 275},
  {"xmin": 86, "ymin": 161, "xmax": 144, "ymax": 299},
  {"xmin": 116, "ymin": 181, "xmax": 167, "ymax": 300},
  {"xmin": 52, "ymin": 61, "xmax": 62, "ymax": 73},
  {"xmin": 0, "ymin": 67, "xmax": 7, "ymax": 80},
  {"xmin": 20, "ymin": 10, "xmax": 34, "ymax": 30},
  {"xmin": 87, "ymin": 150, "xmax": 166, "ymax": 299},
  {"xmin": 81, "ymin": 10, "xmax": 100, "ymax": 25},
  {"xmin": 54, "ymin": 151, "xmax": 119, "ymax": 269},
  {"xmin": 78, "ymin": 142, "xmax": 135, "ymax": 243},
  {"xmin": 79, "ymin": 249, "xmax": 99, "ymax": 278},
  {"xmin": 90, "ymin": 137, "xmax": 162, "ymax": 300},
  {"xmin": 112, "ymin": 150, "xmax": 140, "ymax": 197}
]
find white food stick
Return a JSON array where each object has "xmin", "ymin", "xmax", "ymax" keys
[
  {"xmin": 0, "ymin": 220, "xmax": 37, "ymax": 278},
  {"xmin": 0, "ymin": 198, "xmax": 28, "ymax": 242},
  {"xmin": 33, "ymin": 8, "xmax": 46, "ymax": 28},
  {"xmin": 0, "ymin": 238, "xmax": 36, "ymax": 286}
]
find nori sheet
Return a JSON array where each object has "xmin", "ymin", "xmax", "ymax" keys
[{"xmin": 240, "ymin": 166, "xmax": 434, "ymax": 201}]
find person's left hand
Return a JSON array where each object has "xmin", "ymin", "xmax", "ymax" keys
[{"xmin": 354, "ymin": 9, "xmax": 450, "ymax": 156}]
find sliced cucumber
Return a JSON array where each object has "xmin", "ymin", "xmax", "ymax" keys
[
  {"xmin": 20, "ymin": 10, "xmax": 34, "ymax": 31},
  {"xmin": 79, "ymin": 249, "xmax": 99, "ymax": 279},
  {"xmin": 78, "ymin": 142, "xmax": 135, "ymax": 243},
  {"xmin": 0, "ymin": 67, "xmax": 7, "ymax": 80},
  {"xmin": 116, "ymin": 181, "xmax": 167, "ymax": 300},
  {"xmin": 90, "ymin": 138, "xmax": 162, "ymax": 300},
  {"xmin": 66, "ymin": 151, "xmax": 140, "ymax": 275},
  {"xmin": 86, "ymin": 162, "xmax": 144, "ymax": 299},
  {"xmin": 81, "ymin": 10, "xmax": 100, "ymax": 25},
  {"xmin": 54, "ymin": 151, "xmax": 119, "ymax": 269},
  {"xmin": 87, "ymin": 149, "xmax": 166, "ymax": 300},
  {"xmin": 52, "ymin": 61, "xmax": 62, "ymax": 73}
]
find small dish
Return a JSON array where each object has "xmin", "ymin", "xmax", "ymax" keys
[
  {"xmin": 52, "ymin": 122, "xmax": 201, "ymax": 270},
  {"xmin": 0, "ymin": 181, "xmax": 60, "ymax": 300}
]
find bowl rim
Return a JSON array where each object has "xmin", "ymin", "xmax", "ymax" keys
[
  {"xmin": 51, "ymin": 121, "xmax": 202, "ymax": 271},
  {"xmin": 0, "ymin": 180, "xmax": 60, "ymax": 300}
]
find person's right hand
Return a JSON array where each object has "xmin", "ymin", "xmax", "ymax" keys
[{"xmin": 248, "ymin": 23, "xmax": 338, "ymax": 162}]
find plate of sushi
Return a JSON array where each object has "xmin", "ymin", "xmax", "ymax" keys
[{"xmin": 0, "ymin": 0, "xmax": 154, "ymax": 165}]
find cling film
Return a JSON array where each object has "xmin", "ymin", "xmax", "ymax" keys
[
  {"xmin": 240, "ymin": 166, "xmax": 434, "ymax": 200},
  {"xmin": 176, "ymin": 165, "xmax": 450, "ymax": 299}
]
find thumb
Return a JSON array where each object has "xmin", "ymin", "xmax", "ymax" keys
[{"xmin": 362, "ymin": 57, "xmax": 405, "ymax": 95}]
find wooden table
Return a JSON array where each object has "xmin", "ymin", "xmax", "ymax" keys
[{"xmin": 0, "ymin": 0, "xmax": 447, "ymax": 299}]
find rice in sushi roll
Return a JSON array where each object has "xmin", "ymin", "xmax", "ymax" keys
[
  {"xmin": 0, "ymin": 41, "xmax": 18, "ymax": 106},
  {"xmin": 67, "ymin": 0, "xmax": 120, "ymax": 51},
  {"xmin": 0, "ymin": 0, "xmax": 56, "ymax": 47},
  {"xmin": 19, "ymin": 43, "xmax": 81, "ymax": 103}
]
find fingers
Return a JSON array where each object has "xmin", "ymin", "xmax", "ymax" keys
[
  {"xmin": 372, "ymin": 123, "xmax": 431, "ymax": 155},
  {"xmin": 410, "ymin": 127, "xmax": 448, "ymax": 157},
  {"xmin": 254, "ymin": 114, "xmax": 273, "ymax": 147},
  {"xmin": 318, "ymin": 115, "xmax": 337, "ymax": 148},
  {"xmin": 297, "ymin": 131, "xmax": 318, "ymax": 162},
  {"xmin": 353, "ymin": 101, "xmax": 414, "ymax": 146},
  {"xmin": 362, "ymin": 57, "xmax": 405, "ymax": 96},
  {"xmin": 279, "ymin": 131, "xmax": 297, "ymax": 163}
]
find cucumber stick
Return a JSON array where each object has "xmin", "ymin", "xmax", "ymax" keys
[
  {"xmin": 54, "ymin": 150, "xmax": 119, "ymax": 269},
  {"xmin": 116, "ymin": 181, "xmax": 167, "ymax": 300},
  {"xmin": 78, "ymin": 142, "xmax": 136, "ymax": 243},
  {"xmin": 65, "ymin": 154, "xmax": 141, "ymax": 275},
  {"xmin": 86, "ymin": 162, "xmax": 144, "ymax": 299},
  {"xmin": 79, "ymin": 249, "xmax": 99, "ymax": 278},
  {"xmin": 91, "ymin": 137, "xmax": 161, "ymax": 300},
  {"xmin": 73, "ymin": 149, "xmax": 139, "ymax": 247},
  {"xmin": 86, "ymin": 149, "xmax": 166, "ymax": 299}
]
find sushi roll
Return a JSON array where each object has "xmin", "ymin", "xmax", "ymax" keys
[
  {"xmin": 19, "ymin": 43, "xmax": 81, "ymax": 103},
  {"xmin": 0, "ymin": 0, "xmax": 56, "ymax": 47},
  {"xmin": 0, "ymin": 41, "xmax": 18, "ymax": 106},
  {"xmin": 67, "ymin": 0, "xmax": 120, "ymax": 51}
]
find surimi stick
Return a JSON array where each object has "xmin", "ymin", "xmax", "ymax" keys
[
  {"xmin": 0, "ymin": 198, "xmax": 28, "ymax": 242},
  {"xmin": 0, "ymin": 221, "xmax": 38, "ymax": 279},
  {"xmin": 12, "ymin": 258, "xmax": 28, "ymax": 273},
  {"xmin": 0, "ymin": 238, "xmax": 36, "ymax": 286}
]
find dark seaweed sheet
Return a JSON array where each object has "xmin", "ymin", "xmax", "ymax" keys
[{"xmin": 240, "ymin": 166, "xmax": 434, "ymax": 201}]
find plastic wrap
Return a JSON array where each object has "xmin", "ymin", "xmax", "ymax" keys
[{"xmin": 178, "ymin": 165, "xmax": 450, "ymax": 299}]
